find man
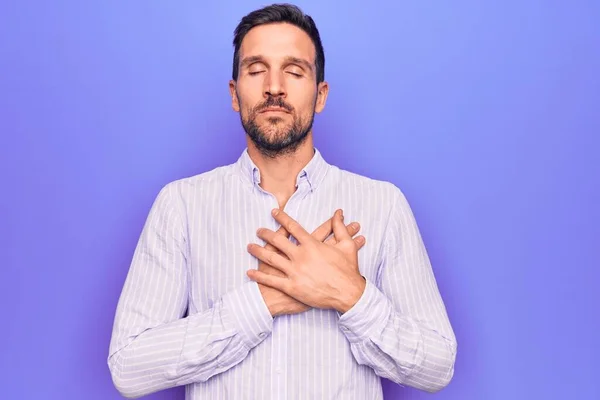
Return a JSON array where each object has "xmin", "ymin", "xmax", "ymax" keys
[{"xmin": 108, "ymin": 4, "xmax": 456, "ymax": 399}]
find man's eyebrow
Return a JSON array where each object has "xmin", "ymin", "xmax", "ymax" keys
[
  {"xmin": 284, "ymin": 56, "xmax": 314, "ymax": 71},
  {"xmin": 240, "ymin": 55, "xmax": 265, "ymax": 68}
]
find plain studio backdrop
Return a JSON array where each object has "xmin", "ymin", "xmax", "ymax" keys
[{"xmin": 1, "ymin": 1, "xmax": 598, "ymax": 399}]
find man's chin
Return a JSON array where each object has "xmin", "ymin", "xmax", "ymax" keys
[
  {"xmin": 257, "ymin": 138, "xmax": 291, "ymax": 150},
  {"xmin": 243, "ymin": 118, "xmax": 311, "ymax": 155},
  {"xmin": 256, "ymin": 128, "xmax": 291, "ymax": 142},
  {"xmin": 260, "ymin": 118, "xmax": 288, "ymax": 130},
  {"xmin": 250, "ymin": 134, "xmax": 302, "ymax": 154}
]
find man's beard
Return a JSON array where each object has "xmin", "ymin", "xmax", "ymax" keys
[{"xmin": 240, "ymin": 95, "xmax": 315, "ymax": 159}]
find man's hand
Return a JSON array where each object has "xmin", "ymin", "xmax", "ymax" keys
[
  {"xmin": 247, "ymin": 209, "xmax": 367, "ymax": 314},
  {"xmin": 255, "ymin": 214, "xmax": 366, "ymax": 317}
]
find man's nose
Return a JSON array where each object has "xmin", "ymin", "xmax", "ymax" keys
[{"xmin": 264, "ymin": 71, "xmax": 286, "ymax": 98}]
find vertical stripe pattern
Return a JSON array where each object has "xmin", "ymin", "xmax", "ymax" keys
[{"xmin": 108, "ymin": 147, "xmax": 457, "ymax": 399}]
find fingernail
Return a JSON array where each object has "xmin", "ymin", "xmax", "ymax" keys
[
  {"xmin": 351, "ymin": 223, "xmax": 358, "ymax": 229},
  {"xmin": 256, "ymin": 228, "xmax": 263, "ymax": 235},
  {"xmin": 272, "ymin": 209, "xmax": 279, "ymax": 216}
]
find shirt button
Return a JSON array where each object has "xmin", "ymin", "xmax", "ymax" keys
[{"xmin": 259, "ymin": 332, "xmax": 266, "ymax": 338}]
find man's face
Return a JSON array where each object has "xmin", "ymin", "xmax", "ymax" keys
[{"xmin": 230, "ymin": 23, "xmax": 328, "ymax": 157}]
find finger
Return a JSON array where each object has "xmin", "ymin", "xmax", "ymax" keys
[
  {"xmin": 257, "ymin": 227, "xmax": 297, "ymax": 257},
  {"xmin": 247, "ymin": 269, "xmax": 291, "ymax": 293},
  {"xmin": 247, "ymin": 244, "xmax": 291, "ymax": 274},
  {"xmin": 258, "ymin": 262, "xmax": 286, "ymax": 277},
  {"xmin": 265, "ymin": 225, "xmax": 290, "ymax": 252},
  {"xmin": 275, "ymin": 224, "xmax": 291, "ymax": 239},
  {"xmin": 324, "ymin": 222, "xmax": 360, "ymax": 245},
  {"xmin": 347, "ymin": 222, "xmax": 361, "ymax": 236},
  {"xmin": 265, "ymin": 242, "xmax": 277, "ymax": 252},
  {"xmin": 271, "ymin": 209, "xmax": 313, "ymax": 245},
  {"xmin": 311, "ymin": 217, "xmax": 333, "ymax": 242},
  {"xmin": 332, "ymin": 209, "xmax": 352, "ymax": 242},
  {"xmin": 354, "ymin": 235, "xmax": 366, "ymax": 249}
]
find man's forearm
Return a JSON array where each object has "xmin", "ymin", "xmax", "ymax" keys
[
  {"xmin": 338, "ymin": 280, "xmax": 456, "ymax": 393},
  {"xmin": 108, "ymin": 282, "xmax": 272, "ymax": 399}
]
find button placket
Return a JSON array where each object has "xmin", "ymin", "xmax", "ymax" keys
[{"xmin": 264, "ymin": 176, "xmax": 309, "ymax": 398}]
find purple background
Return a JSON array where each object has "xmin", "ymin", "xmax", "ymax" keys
[{"xmin": 1, "ymin": 1, "xmax": 599, "ymax": 399}]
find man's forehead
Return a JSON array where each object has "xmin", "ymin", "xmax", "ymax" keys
[{"xmin": 239, "ymin": 23, "xmax": 316, "ymax": 62}]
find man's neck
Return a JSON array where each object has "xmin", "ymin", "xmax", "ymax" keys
[{"xmin": 247, "ymin": 137, "xmax": 315, "ymax": 207}]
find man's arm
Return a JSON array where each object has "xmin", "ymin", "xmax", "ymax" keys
[
  {"xmin": 107, "ymin": 183, "xmax": 273, "ymax": 399},
  {"xmin": 337, "ymin": 185, "xmax": 457, "ymax": 393}
]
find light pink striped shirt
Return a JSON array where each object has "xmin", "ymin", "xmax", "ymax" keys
[{"xmin": 108, "ymin": 147, "xmax": 457, "ymax": 399}]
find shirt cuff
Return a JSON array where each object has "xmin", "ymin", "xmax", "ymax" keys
[
  {"xmin": 221, "ymin": 281, "xmax": 273, "ymax": 348},
  {"xmin": 338, "ymin": 279, "xmax": 392, "ymax": 343}
]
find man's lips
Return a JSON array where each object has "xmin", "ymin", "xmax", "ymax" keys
[{"xmin": 260, "ymin": 107, "xmax": 290, "ymax": 113}]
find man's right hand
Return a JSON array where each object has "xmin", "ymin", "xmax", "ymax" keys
[{"xmin": 257, "ymin": 215, "xmax": 366, "ymax": 317}]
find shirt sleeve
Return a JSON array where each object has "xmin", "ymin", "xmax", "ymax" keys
[
  {"xmin": 338, "ymin": 185, "xmax": 457, "ymax": 393},
  {"xmin": 107, "ymin": 183, "xmax": 273, "ymax": 399}
]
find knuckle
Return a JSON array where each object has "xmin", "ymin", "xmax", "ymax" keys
[{"xmin": 339, "ymin": 240, "xmax": 355, "ymax": 252}]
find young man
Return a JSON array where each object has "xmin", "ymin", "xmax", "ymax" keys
[{"xmin": 108, "ymin": 4, "xmax": 456, "ymax": 399}]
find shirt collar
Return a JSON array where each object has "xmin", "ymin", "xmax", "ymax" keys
[{"xmin": 236, "ymin": 147, "xmax": 330, "ymax": 193}]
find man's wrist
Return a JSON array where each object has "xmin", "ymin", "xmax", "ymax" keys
[
  {"xmin": 337, "ymin": 279, "xmax": 392, "ymax": 343},
  {"xmin": 335, "ymin": 275, "xmax": 366, "ymax": 314},
  {"xmin": 259, "ymin": 284, "xmax": 282, "ymax": 317}
]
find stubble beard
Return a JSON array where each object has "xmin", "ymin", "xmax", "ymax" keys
[{"xmin": 239, "ymin": 96, "xmax": 316, "ymax": 159}]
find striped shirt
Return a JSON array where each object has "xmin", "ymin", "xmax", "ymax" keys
[{"xmin": 108, "ymin": 147, "xmax": 457, "ymax": 399}]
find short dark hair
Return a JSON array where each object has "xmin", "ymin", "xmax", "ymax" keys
[{"xmin": 232, "ymin": 3, "xmax": 325, "ymax": 84}]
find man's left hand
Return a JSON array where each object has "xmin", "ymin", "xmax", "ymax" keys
[{"xmin": 246, "ymin": 208, "xmax": 366, "ymax": 313}]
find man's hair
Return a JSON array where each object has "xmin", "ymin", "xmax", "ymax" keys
[{"xmin": 232, "ymin": 3, "xmax": 325, "ymax": 84}]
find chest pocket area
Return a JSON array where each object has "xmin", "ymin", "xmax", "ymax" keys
[{"xmin": 187, "ymin": 217, "xmax": 262, "ymax": 313}]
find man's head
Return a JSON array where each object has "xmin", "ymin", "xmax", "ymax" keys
[{"xmin": 229, "ymin": 4, "xmax": 329, "ymax": 158}]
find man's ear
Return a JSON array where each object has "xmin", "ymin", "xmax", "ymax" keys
[
  {"xmin": 229, "ymin": 80, "xmax": 240, "ymax": 112},
  {"xmin": 315, "ymin": 81, "xmax": 329, "ymax": 113}
]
